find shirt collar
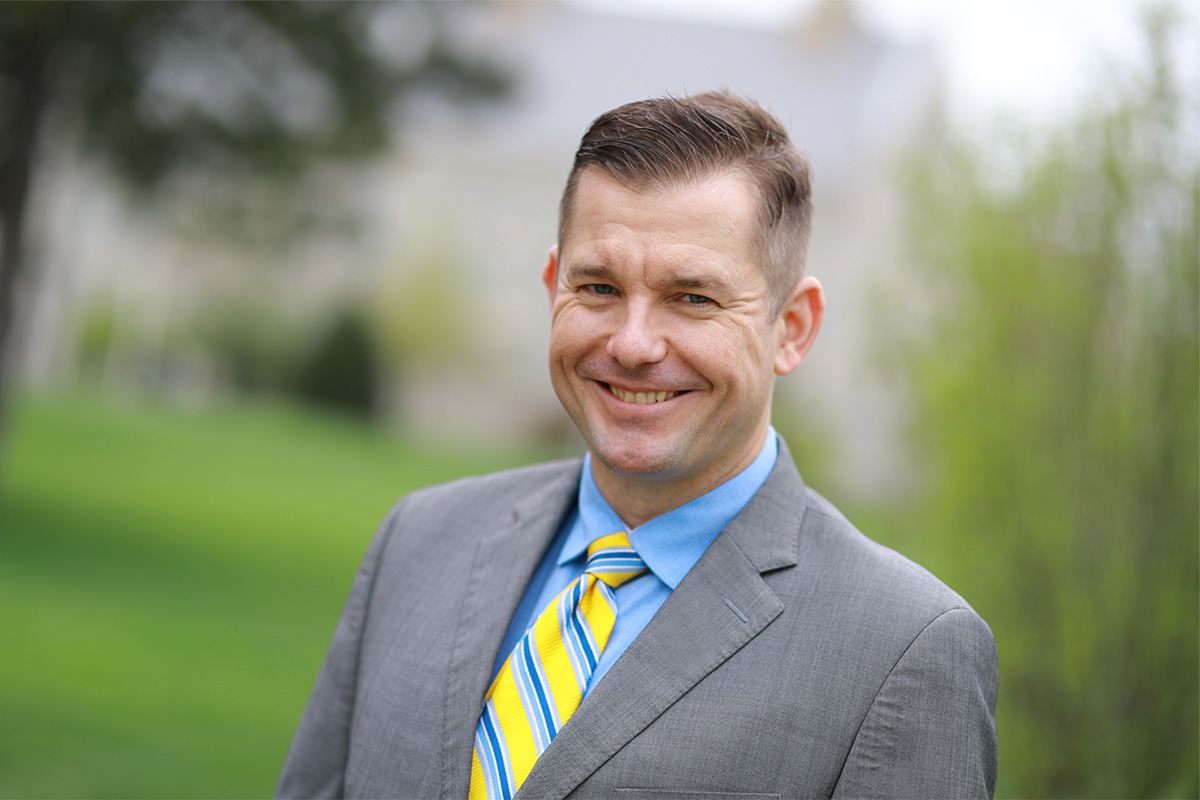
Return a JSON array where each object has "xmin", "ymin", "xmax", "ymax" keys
[{"xmin": 559, "ymin": 428, "xmax": 779, "ymax": 589}]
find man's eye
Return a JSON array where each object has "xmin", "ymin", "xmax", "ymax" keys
[
  {"xmin": 683, "ymin": 293, "xmax": 714, "ymax": 305},
  {"xmin": 586, "ymin": 284, "xmax": 615, "ymax": 295}
]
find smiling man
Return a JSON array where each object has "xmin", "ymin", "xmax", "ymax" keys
[
  {"xmin": 544, "ymin": 167, "xmax": 821, "ymax": 528},
  {"xmin": 277, "ymin": 92, "xmax": 998, "ymax": 800}
]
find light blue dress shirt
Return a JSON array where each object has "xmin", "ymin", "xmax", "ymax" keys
[{"xmin": 491, "ymin": 428, "xmax": 779, "ymax": 693}]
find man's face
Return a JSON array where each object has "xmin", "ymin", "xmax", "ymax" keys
[{"xmin": 544, "ymin": 168, "xmax": 819, "ymax": 512}]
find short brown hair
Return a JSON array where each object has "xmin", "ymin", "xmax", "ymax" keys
[{"xmin": 558, "ymin": 90, "xmax": 813, "ymax": 315}]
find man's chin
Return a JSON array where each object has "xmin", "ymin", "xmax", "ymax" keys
[{"xmin": 588, "ymin": 440, "xmax": 687, "ymax": 485}]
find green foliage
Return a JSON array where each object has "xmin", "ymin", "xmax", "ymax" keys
[
  {"xmin": 74, "ymin": 302, "xmax": 117, "ymax": 376},
  {"xmin": 369, "ymin": 242, "xmax": 474, "ymax": 367},
  {"xmin": 886, "ymin": 9, "xmax": 1198, "ymax": 797},
  {"xmin": 0, "ymin": 393, "xmax": 553, "ymax": 797},
  {"xmin": 188, "ymin": 301, "xmax": 302, "ymax": 394},
  {"xmin": 290, "ymin": 308, "xmax": 381, "ymax": 419},
  {"xmin": 0, "ymin": 1, "xmax": 510, "ymax": 189}
]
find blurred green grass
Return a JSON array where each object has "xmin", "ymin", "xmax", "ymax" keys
[{"xmin": 0, "ymin": 394, "xmax": 556, "ymax": 797}]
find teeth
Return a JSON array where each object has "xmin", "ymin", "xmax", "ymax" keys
[{"xmin": 609, "ymin": 385, "xmax": 678, "ymax": 404}]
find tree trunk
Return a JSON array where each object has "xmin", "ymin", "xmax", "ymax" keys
[{"xmin": 0, "ymin": 37, "xmax": 48, "ymax": 477}]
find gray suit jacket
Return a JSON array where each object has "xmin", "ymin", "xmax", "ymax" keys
[{"xmin": 276, "ymin": 444, "xmax": 998, "ymax": 799}]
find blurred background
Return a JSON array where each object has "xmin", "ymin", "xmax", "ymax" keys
[{"xmin": 0, "ymin": 0, "xmax": 1195, "ymax": 796}]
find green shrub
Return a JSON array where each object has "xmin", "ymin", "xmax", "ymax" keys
[{"xmin": 289, "ymin": 309, "xmax": 380, "ymax": 419}]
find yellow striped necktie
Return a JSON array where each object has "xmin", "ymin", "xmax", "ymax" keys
[{"xmin": 470, "ymin": 532, "xmax": 647, "ymax": 800}]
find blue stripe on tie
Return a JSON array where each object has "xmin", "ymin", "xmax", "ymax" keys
[
  {"xmin": 526, "ymin": 636, "xmax": 564, "ymax": 741},
  {"xmin": 515, "ymin": 636, "xmax": 558, "ymax": 750},
  {"xmin": 596, "ymin": 579, "xmax": 617, "ymax": 611},
  {"xmin": 479, "ymin": 702, "xmax": 514, "ymax": 800},
  {"xmin": 482, "ymin": 704, "xmax": 513, "ymax": 800},
  {"xmin": 572, "ymin": 606, "xmax": 600, "ymax": 674},
  {"xmin": 509, "ymin": 640, "xmax": 545, "ymax": 750},
  {"xmin": 567, "ymin": 577, "xmax": 599, "ymax": 672},
  {"xmin": 593, "ymin": 563, "xmax": 642, "ymax": 576},
  {"xmin": 474, "ymin": 724, "xmax": 501, "ymax": 799},
  {"xmin": 563, "ymin": 579, "xmax": 594, "ymax": 671},
  {"xmin": 558, "ymin": 581, "xmax": 591, "ymax": 692},
  {"xmin": 587, "ymin": 549, "xmax": 640, "ymax": 570}
]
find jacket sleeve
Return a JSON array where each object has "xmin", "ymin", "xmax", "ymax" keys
[
  {"xmin": 274, "ymin": 505, "xmax": 399, "ymax": 799},
  {"xmin": 833, "ymin": 606, "xmax": 999, "ymax": 799}
]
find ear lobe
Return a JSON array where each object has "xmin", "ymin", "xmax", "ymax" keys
[
  {"xmin": 542, "ymin": 246, "xmax": 559, "ymax": 307},
  {"xmin": 774, "ymin": 276, "xmax": 824, "ymax": 376}
]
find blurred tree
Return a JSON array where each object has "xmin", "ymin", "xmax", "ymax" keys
[
  {"xmin": 291, "ymin": 308, "xmax": 379, "ymax": 419},
  {"xmin": 888, "ymin": 7, "xmax": 1197, "ymax": 797},
  {"xmin": 370, "ymin": 238, "xmax": 472, "ymax": 367},
  {"xmin": 0, "ymin": 0, "xmax": 509, "ymax": 447},
  {"xmin": 186, "ymin": 299, "xmax": 300, "ymax": 395}
]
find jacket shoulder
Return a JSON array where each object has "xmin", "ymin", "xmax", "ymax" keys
[{"xmin": 799, "ymin": 487, "xmax": 986, "ymax": 628}]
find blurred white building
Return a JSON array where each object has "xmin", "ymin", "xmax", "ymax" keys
[{"xmin": 21, "ymin": 0, "xmax": 942, "ymax": 499}]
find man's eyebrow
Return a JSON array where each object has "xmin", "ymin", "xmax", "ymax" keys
[
  {"xmin": 667, "ymin": 274, "xmax": 734, "ymax": 293},
  {"xmin": 563, "ymin": 264, "xmax": 615, "ymax": 282},
  {"xmin": 563, "ymin": 264, "xmax": 736, "ymax": 294}
]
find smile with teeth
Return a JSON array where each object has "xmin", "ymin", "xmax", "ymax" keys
[{"xmin": 606, "ymin": 383, "xmax": 679, "ymax": 404}]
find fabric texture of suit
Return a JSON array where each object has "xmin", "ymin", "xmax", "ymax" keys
[{"xmin": 276, "ymin": 441, "xmax": 998, "ymax": 799}]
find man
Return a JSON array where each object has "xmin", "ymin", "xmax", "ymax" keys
[{"xmin": 277, "ymin": 91, "xmax": 998, "ymax": 799}]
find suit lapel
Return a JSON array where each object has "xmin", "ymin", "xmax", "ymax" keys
[
  {"xmin": 440, "ymin": 460, "xmax": 582, "ymax": 800},
  {"xmin": 516, "ymin": 449, "xmax": 810, "ymax": 799}
]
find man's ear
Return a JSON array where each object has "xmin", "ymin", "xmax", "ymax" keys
[
  {"xmin": 542, "ymin": 246, "xmax": 559, "ymax": 308},
  {"xmin": 774, "ymin": 276, "xmax": 825, "ymax": 376}
]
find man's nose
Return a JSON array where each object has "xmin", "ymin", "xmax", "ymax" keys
[{"xmin": 606, "ymin": 304, "xmax": 668, "ymax": 368}]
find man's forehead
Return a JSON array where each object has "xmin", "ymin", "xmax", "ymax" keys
[
  {"xmin": 561, "ymin": 169, "xmax": 762, "ymax": 269},
  {"xmin": 565, "ymin": 168, "xmax": 755, "ymax": 235}
]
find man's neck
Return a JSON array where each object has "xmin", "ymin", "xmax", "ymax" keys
[{"xmin": 589, "ymin": 434, "xmax": 770, "ymax": 529}]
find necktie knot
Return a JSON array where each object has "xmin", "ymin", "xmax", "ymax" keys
[{"xmin": 585, "ymin": 532, "xmax": 648, "ymax": 589}]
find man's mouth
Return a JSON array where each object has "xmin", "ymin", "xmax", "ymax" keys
[{"xmin": 605, "ymin": 383, "xmax": 679, "ymax": 404}]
